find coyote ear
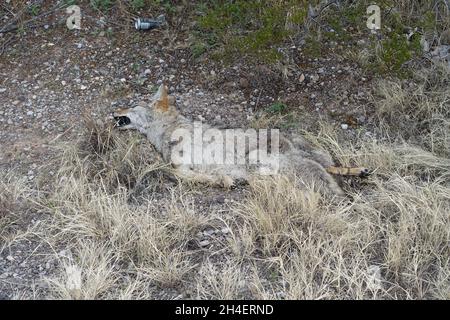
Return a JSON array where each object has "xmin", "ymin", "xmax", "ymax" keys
[{"xmin": 154, "ymin": 84, "xmax": 169, "ymax": 112}]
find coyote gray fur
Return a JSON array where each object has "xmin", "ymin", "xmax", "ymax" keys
[{"xmin": 112, "ymin": 84, "xmax": 368, "ymax": 196}]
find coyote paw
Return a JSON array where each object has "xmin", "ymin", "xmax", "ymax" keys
[{"xmin": 221, "ymin": 176, "xmax": 235, "ymax": 189}]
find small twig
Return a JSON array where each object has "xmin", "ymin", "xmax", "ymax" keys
[
  {"xmin": 0, "ymin": 1, "xmax": 68, "ymax": 34},
  {"xmin": 82, "ymin": 13, "xmax": 132, "ymax": 29},
  {"xmin": 0, "ymin": 17, "xmax": 66, "ymax": 35},
  {"xmin": 0, "ymin": 3, "xmax": 15, "ymax": 16},
  {"xmin": 0, "ymin": 24, "xmax": 20, "ymax": 34},
  {"xmin": 306, "ymin": 0, "xmax": 340, "ymax": 29},
  {"xmin": 0, "ymin": 34, "xmax": 15, "ymax": 55},
  {"xmin": 434, "ymin": 0, "xmax": 450, "ymax": 11},
  {"xmin": 316, "ymin": 0, "xmax": 339, "ymax": 17},
  {"xmin": 49, "ymin": 125, "xmax": 76, "ymax": 144},
  {"xmin": 0, "ymin": 0, "xmax": 44, "ymax": 33},
  {"xmin": 255, "ymin": 89, "xmax": 263, "ymax": 110}
]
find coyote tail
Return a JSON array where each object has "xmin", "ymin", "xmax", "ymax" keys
[{"xmin": 326, "ymin": 166, "xmax": 370, "ymax": 177}]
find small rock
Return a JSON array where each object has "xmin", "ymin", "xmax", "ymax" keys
[
  {"xmin": 239, "ymin": 78, "xmax": 249, "ymax": 89},
  {"xmin": 199, "ymin": 240, "xmax": 210, "ymax": 247},
  {"xmin": 357, "ymin": 115, "xmax": 366, "ymax": 124},
  {"xmin": 6, "ymin": 255, "xmax": 14, "ymax": 262},
  {"xmin": 440, "ymin": 29, "xmax": 450, "ymax": 45},
  {"xmin": 341, "ymin": 123, "xmax": 349, "ymax": 130},
  {"xmin": 299, "ymin": 74, "xmax": 305, "ymax": 83},
  {"xmin": 310, "ymin": 74, "xmax": 319, "ymax": 83}
]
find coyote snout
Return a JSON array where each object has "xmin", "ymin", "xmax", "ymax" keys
[
  {"xmin": 114, "ymin": 116, "xmax": 131, "ymax": 127},
  {"xmin": 111, "ymin": 84, "xmax": 369, "ymax": 195}
]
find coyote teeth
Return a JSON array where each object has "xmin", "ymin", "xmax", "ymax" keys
[{"xmin": 113, "ymin": 116, "xmax": 131, "ymax": 127}]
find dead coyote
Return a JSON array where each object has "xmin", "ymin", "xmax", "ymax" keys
[{"xmin": 112, "ymin": 84, "xmax": 368, "ymax": 196}]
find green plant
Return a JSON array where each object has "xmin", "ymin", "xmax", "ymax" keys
[
  {"xmin": 266, "ymin": 102, "xmax": 287, "ymax": 114},
  {"xmin": 131, "ymin": 62, "xmax": 140, "ymax": 72},
  {"xmin": 162, "ymin": 1, "xmax": 176, "ymax": 13},
  {"xmin": 303, "ymin": 34, "xmax": 322, "ymax": 58},
  {"xmin": 349, "ymin": 2, "xmax": 434, "ymax": 77},
  {"xmin": 105, "ymin": 27, "xmax": 114, "ymax": 38},
  {"xmin": 191, "ymin": 41, "xmax": 208, "ymax": 58},
  {"xmin": 195, "ymin": 2, "xmax": 208, "ymax": 14},
  {"xmin": 29, "ymin": 4, "xmax": 40, "ymax": 16},
  {"xmin": 196, "ymin": 0, "xmax": 309, "ymax": 63},
  {"xmin": 149, "ymin": 0, "xmax": 176, "ymax": 13},
  {"xmin": 63, "ymin": 0, "xmax": 77, "ymax": 5},
  {"xmin": 131, "ymin": 0, "xmax": 146, "ymax": 11},
  {"xmin": 420, "ymin": 10, "xmax": 437, "ymax": 32},
  {"xmin": 91, "ymin": 0, "xmax": 114, "ymax": 11},
  {"xmin": 365, "ymin": 11, "xmax": 423, "ymax": 76},
  {"xmin": 380, "ymin": 34, "xmax": 420, "ymax": 73}
]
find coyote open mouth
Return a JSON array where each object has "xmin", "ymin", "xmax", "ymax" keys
[{"xmin": 113, "ymin": 116, "xmax": 131, "ymax": 127}]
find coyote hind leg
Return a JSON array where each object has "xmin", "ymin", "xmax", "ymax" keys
[
  {"xmin": 174, "ymin": 167, "xmax": 236, "ymax": 188},
  {"xmin": 288, "ymin": 159, "xmax": 345, "ymax": 197}
]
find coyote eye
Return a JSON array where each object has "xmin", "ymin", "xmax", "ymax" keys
[{"xmin": 114, "ymin": 116, "xmax": 131, "ymax": 127}]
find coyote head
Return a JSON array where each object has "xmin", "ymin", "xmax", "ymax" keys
[{"xmin": 112, "ymin": 84, "xmax": 176, "ymax": 131}]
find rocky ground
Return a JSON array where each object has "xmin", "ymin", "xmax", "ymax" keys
[{"xmin": 0, "ymin": 2, "xmax": 378, "ymax": 176}]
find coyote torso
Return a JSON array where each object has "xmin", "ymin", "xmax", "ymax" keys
[{"xmin": 113, "ymin": 85, "xmax": 368, "ymax": 196}]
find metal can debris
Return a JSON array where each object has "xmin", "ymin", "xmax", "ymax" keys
[{"xmin": 134, "ymin": 15, "xmax": 166, "ymax": 30}]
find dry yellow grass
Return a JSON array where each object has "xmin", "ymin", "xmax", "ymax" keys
[
  {"xmin": 5, "ymin": 119, "xmax": 448, "ymax": 300},
  {"xmin": 1, "ymin": 0, "xmax": 449, "ymax": 301},
  {"xmin": 2, "ymin": 62, "xmax": 449, "ymax": 299}
]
